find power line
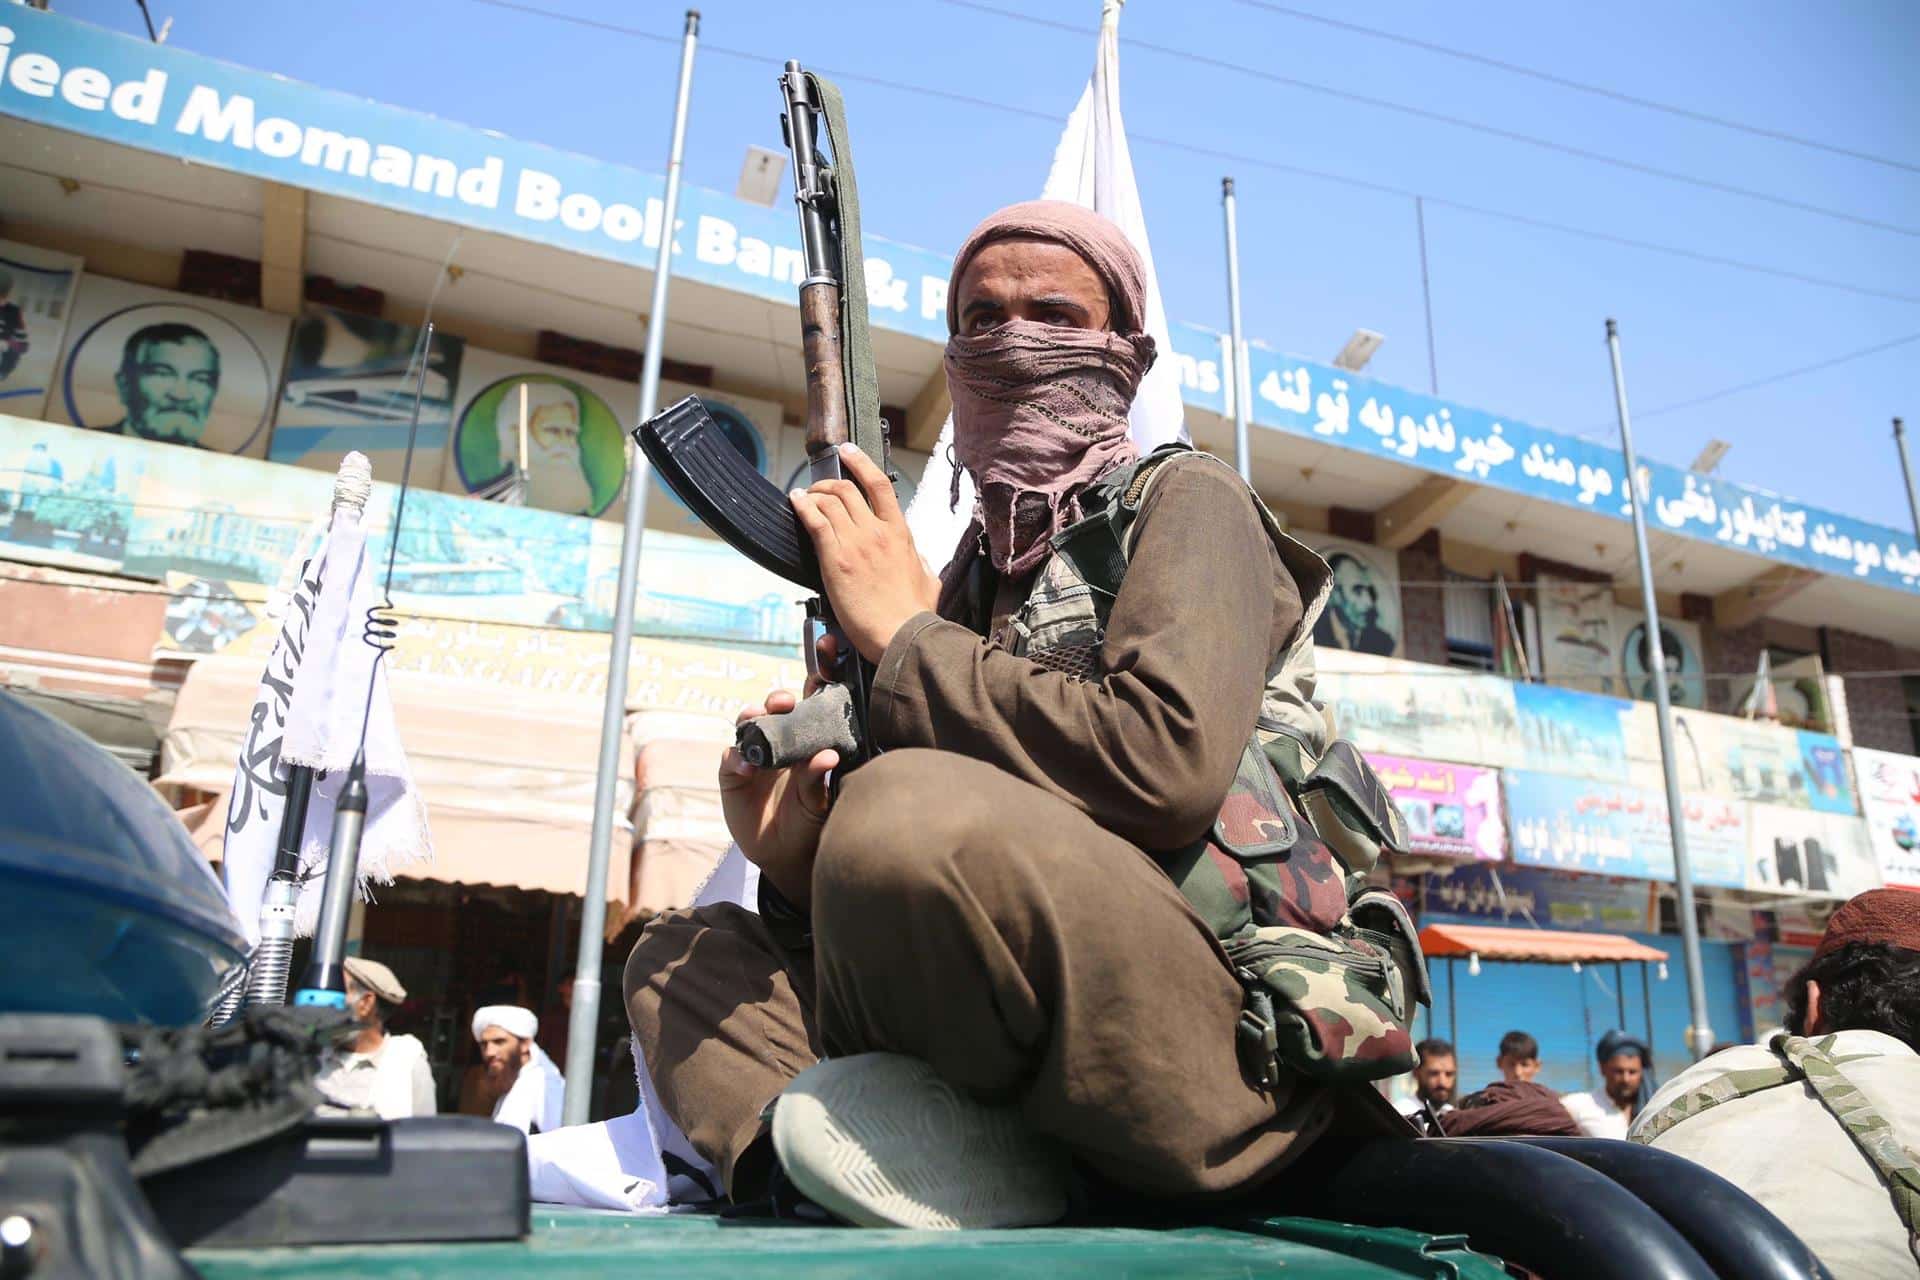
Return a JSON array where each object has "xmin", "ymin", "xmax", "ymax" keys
[
  {"xmin": 941, "ymin": 0, "xmax": 1920, "ymax": 241},
  {"xmin": 439, "ymin": 0, "xmax": 1919, "ymax": 306},
  {"xmin": 1604, "ymin": 331, "xmax": 1920, "ymax": 427},
  {"xmin": 1229, "ymin": 0, "xmax": 1920, "ymax": 177}
]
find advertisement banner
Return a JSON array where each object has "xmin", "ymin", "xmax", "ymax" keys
[
  {"xmin": 0, "ymin": 238, "xmax": 83, "ymax": 418},
  {"xmin": 1852, "ymin": 747, "xmax": 1920, "ymax": 888},
  {"xmin": 1513, "ymin": 681, "xmax": 1633, "ymax": 783},
  {"xmin": 1628, "ymin": 707, "xmax": 1855, "ymax": 814},
  {"xmin": 1743, "ymin": 803, "xmax": 1882, "ymax": 900},
  {"xmin": 49, "ymin": 274, "xmax": 290, "ymax": 457},
  {"xmin": 1316, "ymin": 648, "xmax": 1522, "ymax": 769},
  {"xmin": 1303, "ymin": 533, "xmax": 1401, "ymax": 659},
  {"xmin": 269, "ymin": 308, "xmax": 465, "ymax": 484},
  {"xmin": 1536, "ymin": 577, "xmax": 1618, "ymax": 695},
  {"xmin": 1365, "ymin": 752, "xmax": 1503, "ymax": 860},
  {"xmin": 1423, "ymin": 862, "xmax": 1656, "ymax": 934},
  {"xmin": 0, "ymin": 416, "xmax": 805, "ymax": 644},
  {"xmin": 1504, "ymin": 769, "xmax": 1748, "ymax": 888}
]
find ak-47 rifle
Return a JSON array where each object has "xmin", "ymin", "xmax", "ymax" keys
[{"xmin": 635, "ymin": 61, "xmax": 891, "ymax": 776}]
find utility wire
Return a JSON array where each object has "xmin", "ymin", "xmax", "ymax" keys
[
  {"xmin": 450, "ymin": 0, "xmax": 1917, "ymax": 307},
  {"xmin": 1598, "ymin": 331, "xmax": 1920, "ymax": 427},
  {"xmin": 1228, "ymin": 0, "xmax": 1920, "ymax": 177},
  {"xmin": 941, "ymin": 0, "xmax": 1920, "ymax": 240}
]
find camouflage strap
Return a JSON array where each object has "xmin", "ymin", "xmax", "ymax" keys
[{"xmin": 1635, "ymin": 1033, "xmax": 1920, "ymax": 1262}]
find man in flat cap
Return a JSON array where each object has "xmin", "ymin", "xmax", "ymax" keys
[
  {"xmin": 313, "ymin": 956, "xmax": 437, "ymax": 1120},
  {"xmin": 473, "ymin": 1004, "xmax": 566, "ymax": 1136},
  {"xmin": 1632, "ymin": 888, "xmax": 1920, "ymax": 1274},
  {"xmin": 625, "ymin": 201, "xmax": 1384, "ymax": 1229}
]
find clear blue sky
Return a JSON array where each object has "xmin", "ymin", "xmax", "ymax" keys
[{"xmin": 59, "ymin": 0, "xmax": 1920, "ymax": 530}]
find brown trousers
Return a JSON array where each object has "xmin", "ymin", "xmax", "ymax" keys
[{"xmin": 623, "ymin": 748, "xmax": 1333, "ymax": 1200}]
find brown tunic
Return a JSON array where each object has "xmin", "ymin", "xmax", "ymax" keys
[{"xmin": 872, "ymin": 455, "xmax": 1303, "ymax": 849}]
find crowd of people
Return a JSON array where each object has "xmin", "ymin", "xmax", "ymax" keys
[
  {"xmin": 1390, "ymin": 889, "xmax": 1920, "ymax": 1275},
  {"xmin": 310, "ymin": 956, "xmax": 567, "ymax": 1137}
]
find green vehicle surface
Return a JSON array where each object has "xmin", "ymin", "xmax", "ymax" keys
[{"xmin": 189, "ymin": 1207, "xmax": 1511, "ymax": 1279}]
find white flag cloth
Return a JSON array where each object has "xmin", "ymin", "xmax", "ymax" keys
[
  {"xmin": 220, "ymin": 460, "xmax": 432, "ymax": 945},
  {"xmin": 539, "ymin": 0, "xmax": 1173, "ymax": 1211},
  {"xmin": 907, "ymin": 0, "xmax": 1188, "ymax": 571}
]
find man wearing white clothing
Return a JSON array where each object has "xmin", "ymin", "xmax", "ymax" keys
[
  {"xmin": 474, "ymin": 1004, "xmax": 566, "ymax": 1136},
  {"xmin": 1561, "ymin": 1030, "xmax": 1648, "ymax": 1140},
  {"xmin": 313, "ymin": 957, "xmax": 437, "ymax": 1120}
]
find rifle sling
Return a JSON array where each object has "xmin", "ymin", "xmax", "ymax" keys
[{"xmin": 806, "ymin": 72, "xmax": 886, "ymax": 464}]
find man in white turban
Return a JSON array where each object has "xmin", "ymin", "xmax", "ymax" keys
[
  {"xmin": 496, "ymin": 379, "xmax": 594, "ymax": 514},
  {"xmin": 472, "ymin": 1004, "xmax": 566, "ymax": 1136}
]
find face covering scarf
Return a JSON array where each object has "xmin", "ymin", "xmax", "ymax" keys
[{"xmin": 944, "ymin": 318, "xmax": 1154, "ymax": 580}]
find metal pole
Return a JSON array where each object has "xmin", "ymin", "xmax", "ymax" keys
[
  {"xmin": 1605, "ymin": 317, "xmax": 1713, "ymax": 1062},
  {"xmin": 1415, "ymin": 196, "xmax": 1438, "ymax": 395},
  {"xmin": 1641, "ymin": 961, "xmax": 1656, "ymax": 1069},
  {"xmin": 1222, "ymin": 177, "xmax": 1252, "ymax": 484},
  {"xmin": 1894, "ymin": 417, "xmax": 1920, "ymax": 550},
  {"xmin": 564, "ymin": 8, "xmax": 699, "ymax": 1126}
]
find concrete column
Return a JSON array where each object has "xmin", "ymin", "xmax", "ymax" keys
[{"xmin": 260, "ymin": 182, "xmax": 308, "ymax": 316}]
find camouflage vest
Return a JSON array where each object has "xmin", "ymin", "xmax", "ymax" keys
[
  {"xmin": 1002, "ymin": 444, "xmax": 1429, "ymax": 1086},
  {"xmin": 1635, "ymin": 1031, "xmax": 1920, "ymax": 1263}
]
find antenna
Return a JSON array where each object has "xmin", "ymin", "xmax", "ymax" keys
[{"xmin": 293, "ymin": 317, "xmax": 441, "ymax": 1009}]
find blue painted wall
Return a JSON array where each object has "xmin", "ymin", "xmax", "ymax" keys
[{"xmin": 1421, "ymin": 919, "xmax": 1746, "ymax": 1096}]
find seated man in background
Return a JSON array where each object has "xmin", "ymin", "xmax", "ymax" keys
[
  {"xmin": 1561, "ymin": 1030, "xmax": 1648, "ymax": 1139},
  {"xmin": 473, "ymin": 1004, "xmax": 566, "ymax": 1136},
  {"xmin": 313, "ymin": 957, "xmax": 437, "ymax": 1120},
  {"xmin": 1394, "ymin": 1038, "xmax": 1457, "ymax": 1133},
  {"xmin": 1632, "ymin": 889, "xmax": 1920, "ymax": 1277}
]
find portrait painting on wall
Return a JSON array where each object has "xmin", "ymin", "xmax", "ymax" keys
[
  {"xmin": 1302, "ymin": 533, "xmax": 1401, "ymax": 658},
  {"xmin": 447, "ymin": 350, "xmax": 633, "ymax": 518},
  {"xmin": 0, "ymin": 238, "xmax": 83, "ymax": 420},
  {"xmin": 49, "ymin": 275, "xmax": 291, "ymax": 458}
]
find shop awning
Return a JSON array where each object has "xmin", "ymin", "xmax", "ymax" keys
[
  {"xmin": 154, "ymin": 657, "xmax": 633, "ymax": 906},
  {"xmin": 1418, "ymin": 922, "xmax": 1668, "ymax": 965}
]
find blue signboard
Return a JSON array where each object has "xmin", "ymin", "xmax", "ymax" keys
[
  {"xmin": 1, "ymin": 6, "xmax": 1912, "ymax": 594},
  {"xmin": 1240, "ymin": 342, "xmax": 1920, "ymax": 595},
  {"xmin": 1423, "ymin": 862, "xmax": 1654, "ymax": 934},
  {"xmin": 1504, "ymin": 769, "xmax": 1748, "ymax": 889}
]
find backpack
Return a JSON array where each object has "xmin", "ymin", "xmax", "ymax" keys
[
  {"xmin": 1000, "ymin": 442, "xmax": 1430, "ymax": 1086},
  {"xmin": 1634, "ymin": 1031, "xmax": 1920, "ymax": 1264}
]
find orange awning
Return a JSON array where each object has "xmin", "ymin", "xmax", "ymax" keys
[{"xmin": 1419, "ymin": 922, "xmax": 1668, "ymax": 965}]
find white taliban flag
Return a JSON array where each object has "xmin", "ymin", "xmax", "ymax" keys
[
  {"xmin": 906, "ymin": 0, "xmax": 1188, "ymax": 568},
  {"xmin": 220, "ymin": 453, "xmax": 432, "ymax": 947},
  {"xmin": 528, "ymin": 0, "xmax": 1176, "ymax": 1210}
]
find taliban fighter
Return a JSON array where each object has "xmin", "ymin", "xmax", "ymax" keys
[{"xmin": 625, "ymin": 201, "xmax": 1359, "ymax": 1228}]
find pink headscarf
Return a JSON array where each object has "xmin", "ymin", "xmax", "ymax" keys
[{"xmin": 942, "ymin": 201, "xmax": 1157, "ymax": 581}]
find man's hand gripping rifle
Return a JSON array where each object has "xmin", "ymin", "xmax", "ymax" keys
[{"xmin": 635, "ymin": 62, "xmax": 890, "ymax": 779}]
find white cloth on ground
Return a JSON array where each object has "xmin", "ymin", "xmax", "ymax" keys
[
  {"xmin": 1631, "ymin": 1030, "xmax": 1920, "ymax": 1279},
  {"xmin": 313, "ymin": 1032, "xmax": 437, "ymax": 1120}
]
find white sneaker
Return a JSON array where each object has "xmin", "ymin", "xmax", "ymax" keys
[{"xmin": 770, "ymin": 1053, "xmax": 1070, "ymax": 1230}]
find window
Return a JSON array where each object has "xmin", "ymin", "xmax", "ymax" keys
[{"xmin": 1444, "ymin": 572, "xmax": 1496, "ymax": 671}]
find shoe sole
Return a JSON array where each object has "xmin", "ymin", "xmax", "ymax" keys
[{"xmin": 771, "ymin": 1053, "xmax": 1068, "ymax": 1230}]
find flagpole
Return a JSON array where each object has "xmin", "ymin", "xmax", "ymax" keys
[
  {"xmin": 1221, "ymin": 177, "xmax": 1252, "ymax": 484},
  {"xmin": 1895, "ymin": 417, "xmax": 1920, "ymax": 551},
  {"xmin": 565, "ymin": 8, "xmax": 699, "ymax": 1126},
  {"xmin": 1605, "ymin": 318, "xmax": 1712, "ymax": 1062}
]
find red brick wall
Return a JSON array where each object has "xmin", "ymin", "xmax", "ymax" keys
[
  {"xmin": 1823, "ymin": 626, "xmax": 1913, "ymax": 753},
  {"xmin": 1397, "ymin": 530, "xmax": 1448, "ymax": 667}
]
